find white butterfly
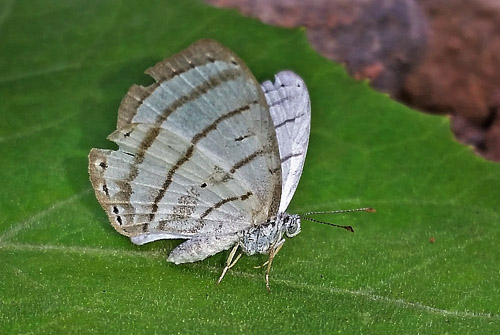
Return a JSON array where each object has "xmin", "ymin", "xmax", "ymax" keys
[{"xmin": 89, "ymin": 39, "xmax": 373, "ymax": 290}]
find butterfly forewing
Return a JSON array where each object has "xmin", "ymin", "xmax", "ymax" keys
[{"xmin": 89, "ymin": 39, "xmax": 282, "ymax": 242}]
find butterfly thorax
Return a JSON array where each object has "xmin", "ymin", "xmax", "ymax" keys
[{"xmin": 238, "ymin": 213, "xmax": 301, "ymax": 256}]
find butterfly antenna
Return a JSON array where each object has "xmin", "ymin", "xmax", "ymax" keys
[
  {"xmin": 300, "ymin": 207, "xmax": 376, "ymax": 216},
  {"xmin": 300, "ymin": 208, "xmax": 375, "ymax": 233},
  {"xmin": 301, "ymin": 217, "xmax": 355, "ymax": 232}
]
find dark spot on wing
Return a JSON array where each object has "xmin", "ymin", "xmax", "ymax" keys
[
  {"xmin": 268, "ymin": 167, "xmax": 280, "ymax": 175},
  {"xmin": 240, "ymin": 192, "xmax": 252, "ymax": 201},
  {"xmin": 234, "ymin": 133, "xmax": 253, "ymax": 142}
]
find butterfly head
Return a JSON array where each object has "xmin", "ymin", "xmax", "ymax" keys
[{"xmin": 283, "ymin": 214, "xmax": 301, "ymax": 238}]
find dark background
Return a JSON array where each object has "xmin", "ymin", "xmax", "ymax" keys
[{"xmin": 207, "ymin": 0, "xmax": 500, "ymax": 162}]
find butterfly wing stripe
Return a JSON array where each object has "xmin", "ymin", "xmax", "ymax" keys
[
  {"xmin": 200, "ymin": 191, "xmax": 253, "ymax": 219},
  {"xmin": 274, "ymin": 112, "xmax": 306, "ymax": 129},
  {"xmin": 280, "ymin": 152, "xmax": 305, "ymax": 164},
  {"xmin": 229, "ymin": 148, "xmax": 267, "ymax": 174}
]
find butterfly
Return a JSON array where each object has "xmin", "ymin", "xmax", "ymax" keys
[{"xmin": 89, "ymin": 39, "xmax": 373, "ymax": 291}]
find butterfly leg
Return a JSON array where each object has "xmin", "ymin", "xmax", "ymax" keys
[
  {"xmin": 254, "ymin": 260, "xmax": 269, "ymax": 269},
  {"xmin": 265, "ymin": 239, "xmax": 285, "ymax": 292},
  {"xmin": 217, "ymin": 244, "xmax": 242, "ymax": 285}
]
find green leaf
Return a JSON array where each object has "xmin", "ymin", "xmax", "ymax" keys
[{"xmin": 1, "ymin": 0, "xmax": 499, "ymax": 333}]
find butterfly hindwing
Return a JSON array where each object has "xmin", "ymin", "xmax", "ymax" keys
[{"xmin": 262, "ymin": 71, "xmax": 311, "ymax": 212}]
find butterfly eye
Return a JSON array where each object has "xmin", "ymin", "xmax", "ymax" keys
[{"xmin": 285, "ymin": 217, "xmax": 301, "ymax": 238}]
